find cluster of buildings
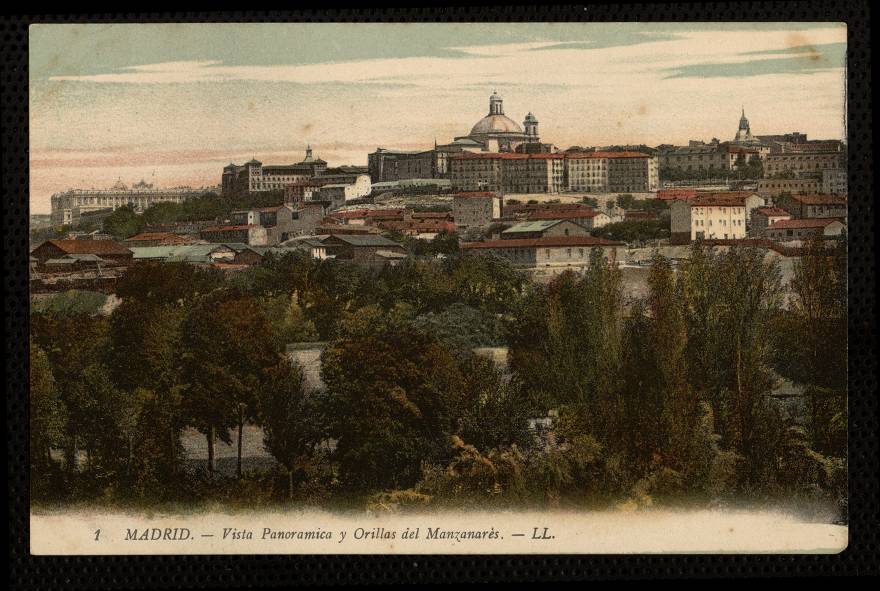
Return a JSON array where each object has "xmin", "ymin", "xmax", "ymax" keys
[
  {"xmin": 667, "ymin": 189, "xmax": 847, "ymax": 244},
  {"xmin": 222, "ymin": 147, "xmax": 373, "ymax": 209},
  {"xmin": 658, "ymin": 111, "xmax": 847, "ymax": 191},
  {"xmin": 369, "ymin": 93, "xmax": 659, "ymax": 195},
  {"xmin": 49, "ymin": 179, "xmax": 219, "ymax": 226},
  {"xmin": 38, "ymin": 90, "xmax": 849, "ymax": 288}
]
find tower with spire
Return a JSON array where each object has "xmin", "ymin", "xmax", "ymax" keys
[{"xmin": 734, "ymin": 107, "xmax": 755, "ymax": 143}]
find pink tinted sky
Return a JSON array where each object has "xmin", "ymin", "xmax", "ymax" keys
[{"xmin": 29, "ymin": 23, "xmax": 847, "ymax": 213}]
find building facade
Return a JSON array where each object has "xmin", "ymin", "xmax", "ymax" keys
[
  {"xmin": 669, "ymin": 192, "xmax": 765, "ymax": 243},
  {"xmin": 775, "ymin": 194, "xmax": 848, "ymax": 219},
  {"xmin": 750, "ymin": 207, "xmax": 792, "ymax": 236},
  {"xmin": 765, "ymin": 218, "xmax": 846, "ymax": 241},
  {"xmin": 50, "ymin": 180, "xmax": 216, "ymax": 226},
  {"xmin": 460, "ymin": 235, "xmax": 623, "ymax": 269},
  {"xmin": 222, "ymin": 147, "xmax": 327, "ymax": 195},
  {"xmin": 452, "ymin": 192, "xmax": 502, "ymax": 232},
  {"xmin": 755, "ymin": 178, "xmax": 819, "ymax": 197},
  {"xmin": 764, "ymin": 150, "xmax": 845, "ymax": 178}
]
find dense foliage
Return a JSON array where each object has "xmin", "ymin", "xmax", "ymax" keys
[{"xmin": 29, "ymin": 240, "xmax": 847, "ymax": 516}]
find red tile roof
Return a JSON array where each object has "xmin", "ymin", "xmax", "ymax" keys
[
  {"xmin": 767, "ymin": 218, "xmax": 845, "ymax": 230},
  {"xmin": 411, "ymin": 211, "xmax": 453, "ymax": 219},
  {"xmin": 33, "ymin": 239, "xmax": 131, "ymax": 256},
  {"xmin": 454, "ymin": 192, "xmax": 499, "ymax": 198},
  {"xmin": 564, "ymin": 151, "xmax": 653, "ymax": 159},
  {"xmin": 526, "ymin": 209, "xmax": 602, "ymax": 220},
  {"xmin": 656, "ymin": 189, "xmax": 699, "ymax": 201},
  {"xmin": 754, "ymin": 207, "xmax": 791, "ymax": 217},
  {"xmin": 202, "ymin": 225, "xmax": 257, "ymax": 232},
  {"xmin": 689, "ymin": 192, "xmax": 759, "ymax": 207},
  {"xmin": 461, "ymin": 235, "xmax": 623, "ymax": 250},
  {"xmin": 125, "ymin": 232, "xmax": 191, "ymax": 243},
  {"xmin": 378, "ymin": 220, "xmax": 455, "ymax": 233},
  {"xmin": 452, "ymin": 152, "xmax": 530, "ymax": 160},
  {"xmin": 789, "ymin": 194, "xmax": 847, "ymax": 205}
]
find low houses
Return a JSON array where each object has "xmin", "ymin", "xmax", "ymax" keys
[
  {"xmin": 30, "ymin": 239, "xmax": 133, "ymax": 266},
  {"xmin": 765, "ymin": 218, "xmax": 846, "ymax": 241},
  {"xmin": 321, "ymin": 234, "xmax": 407, "ymax": 268},
  {"xmin": 123, "ymin": 232, "xmax": 196, "ymax": 247},
  {"xmin": 205, "ymin": 203, "xmax": 328, "ymax": 246},
  {"xmin": 750, "ymin": 207, "xmax": 792, "ymax": 236},
  {"xmin": 452, "ymin": 192, "xmax": 502, "ymax": 232},
  {"xmin": 376, "ymin": 218, "xmax": 456, "ymax": 240},
  {"xmin": 501, "ymin": 219, "xmax": 590, "ymax": 240},
  {"xmin": 280, "ymin": 238, "xmax": 331, "ymax": 260},
  {"xmin": 460, "ymin": 235, "xmax": 624, "ymax": 268},
  {"xmin": 669, "ymin": 192, "xmax": 764, "ymax": 244},
  {"xmin": 775, "ymin": 194, "xmax": 847, "ymax": 219}
]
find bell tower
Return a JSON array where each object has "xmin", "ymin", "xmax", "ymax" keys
[
  {"xmin": 523, "ymin": 112, "xmax": 539, "ymax": 141},
  {"xmin": 489, "ymin": 91, "xmax": 504, "ymax": 115}
]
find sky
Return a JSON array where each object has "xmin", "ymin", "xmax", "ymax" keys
[{"xmin": 29, "ymin": 22, "xmax": 847, "ymax": 213}]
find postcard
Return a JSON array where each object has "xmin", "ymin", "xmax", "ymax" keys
[{"xmin": 28, "ymin": 22, "xmax": 848, "ymax": 555}]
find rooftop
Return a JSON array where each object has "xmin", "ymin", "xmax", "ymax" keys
[
  {"xmin": 462, "ymin": 236, "xmax": 624, "ymax": 249},
  {"xmin": 767, "ymin": 218, "xmax": 845, "ymax": 230},
  {"xmin": 565, "ymin": 151, "xmax": 654, "ymax": 159},
  {"xmin": 526, "ymin": 209, "xmax": 601, "ymax": 220},
  {"xmin": 323, "ymin": 234, "xmax": 404, "ymax": 247},
  {"xmin": 754, "ymin": 207, "xmax": 791, "ymax": 217},
  {"xmin": 502, "ymin": 219, "xmax": 569, "ymax": 234},
  {"xmin": 34, "ymin": 239, "xmax": 131, "ymax": 256},
  {"xmin": 689, "ymin": 192, "xmax": 760, "ymax": 207},
  {"xmin": 788, "ymin": 194, "xmax": 848, "ymax": 205}
]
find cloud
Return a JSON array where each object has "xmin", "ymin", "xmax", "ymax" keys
[
  {"xmin": 31, "ymin": 25, "xmax": 847, "ymax": 213},
  {"xmin": 664, "ymin": 42, "xmax": 847, "ymax": 79}
]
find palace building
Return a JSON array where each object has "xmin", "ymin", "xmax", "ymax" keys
[
  {"xmin": 222, "ymin": 146, "xmax": 327, "ymax": 195},
  {"xmin": 50, "ymin": 180, "xmax": 217, "ymax": 226}
]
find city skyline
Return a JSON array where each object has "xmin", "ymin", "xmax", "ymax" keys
[{"xmin": 29, "ymin": 22, "xmax": 847, "ymax": 213}]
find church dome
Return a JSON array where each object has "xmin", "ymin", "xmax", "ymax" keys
[{"xmin": 470, "ymin": 114, "xmax": 524, "ymax": 136}]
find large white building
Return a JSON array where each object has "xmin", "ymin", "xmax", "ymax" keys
[
  {"xmin": 669, "ymin": 192, "xmax": 765, "ymax": 243},
  {"xmin": 50, "ymin": 180, "xmax": 217, "ymax": 226}
]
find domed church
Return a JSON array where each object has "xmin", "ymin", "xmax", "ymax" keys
[{"xmin": 455, "ymin": 91, "xmax": 539, "ymax": 152}]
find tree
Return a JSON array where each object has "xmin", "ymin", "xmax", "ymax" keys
[
  {"xmin": 451, "ymin": 254, "xmax": 526, "ymax": 315},
  {"xmin": 615, "ymin": 194, "xmax": 635, "ymax": 210},
  {"xmin": 679, "ymin": 244, "xmax": 784, "ymax": 485},
  {"xmin": 257, "ymin": 292, "xmax": 320, "ymax": 345},
  {"xmin": 30, "ymin": 290, "xmax": 108, "ymax": 316},
  {"xmin": 258, "ymin": 361, "xmax": 326, "ymax": 499},
  {"xmin": 455, "ymin": 356, "xmax": 533, "ymax": 452},
  {"xmin": 180, "ymin": 294, "xmax": 283, "ymax": 478},
  {"xmin": 102, "ymin": 205, "xmax": 144, "ymax": 239},
  {"xmin": 620, "ymin": 256, "xmax": 695, "ymax": 473},
  {"xmin": 431, "ymin": 231, "xmax": 460, "ymax": 256},
  {"xmin": 115, "ymin": 262, "xmax": 223, "ymax": 306},
  {"xmin": 409, "ymin": 302, "xmax": 505, "ymax": 350},
  {"xmin": 509, "ymin": 249, "xmax": 623, "ymax": 434},
  {"xmin": 30, "ymin": 341, "xmax": 67, "ymax": 470},
  {"xmin": 65, "ymin": 363, "xmax": 130, "ymax": 475},
  {"xmin": 321, "ymin": 310, "xmax": 472, "ymax": 491}
]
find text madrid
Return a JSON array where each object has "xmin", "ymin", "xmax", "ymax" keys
[{"xmin": 123, "ymin": 527, "xmax": 503, "ymax": 541}]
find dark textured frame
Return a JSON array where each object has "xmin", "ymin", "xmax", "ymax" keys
[{"xmin": 5, "ymin": 5, "xmax": 875, "ymax": 585}]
